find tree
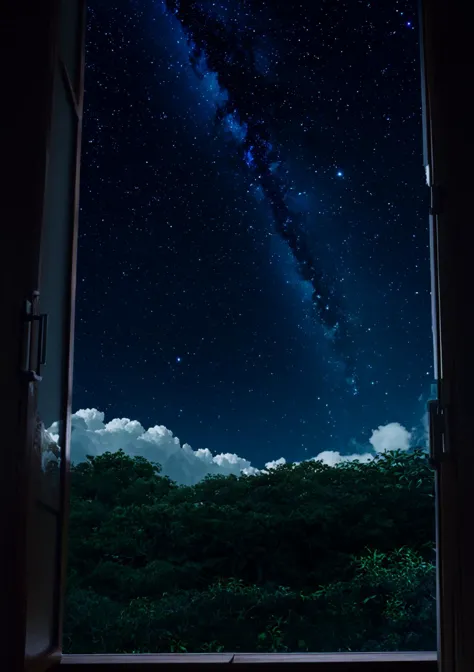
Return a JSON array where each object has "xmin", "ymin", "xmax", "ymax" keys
[{"xmin": 64, "ymin": 448, "xmax": 436, "ymax": 653}]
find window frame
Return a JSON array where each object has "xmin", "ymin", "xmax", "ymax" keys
[
  {"xmin": 57, "ymin": 0, "xmax": 445, "ymax": 666},
  {"xmin": 61, "ymin": 652, "xmax": 437, "ymax": 670},
  {"xmin": 4, "ymin": 0, "xmax": 472, "ymax": 669}
]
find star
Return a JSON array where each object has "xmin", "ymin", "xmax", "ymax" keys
[{"xmin": 75, "ymin": 0, "xmax": 432, "ymax": 498}]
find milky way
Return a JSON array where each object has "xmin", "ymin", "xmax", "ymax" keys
[
  {"xmin": 165, "ymin": 0, "xmax": 358, "ymax": 389},
  {"xmin": 74, "ymin": 0, "xmax": 432, "ymax": 466}
]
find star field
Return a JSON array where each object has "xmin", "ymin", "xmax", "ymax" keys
[{"xmin": 74, "ymin": 0, "xmax": 432, "ymax": 467}]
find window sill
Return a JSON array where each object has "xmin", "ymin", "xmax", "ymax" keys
[{"xmin": 61, "ymin": 651, "xmax": 437, "ymax": 670}]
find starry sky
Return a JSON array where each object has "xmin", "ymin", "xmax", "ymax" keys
[{"xmin": 74, "ymin": 0, "xmax": 432, "ymax": 468}]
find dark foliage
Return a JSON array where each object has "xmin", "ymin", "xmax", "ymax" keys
[{"xmin": 64, "ymin": 448, "xmax": 436, "ymax": 653}]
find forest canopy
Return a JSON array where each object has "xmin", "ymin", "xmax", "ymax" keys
[{"xmin": 64, "ymin": 448, "xmax": 436, "ymax": 654}]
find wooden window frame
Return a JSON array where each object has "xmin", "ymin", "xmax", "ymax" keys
[
  {"xmin": 3, "ymin": 0, "xmax": 472, "ymax": 670},
  {"xmin": 55, "ymin": 1, "xmax": 448, "ymax": 668},
  {"xmin": 60, "ymin": 652, "xmax": 437, "ymax": 670}
]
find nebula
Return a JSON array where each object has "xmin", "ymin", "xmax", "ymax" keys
[{"xmin": 164, "ymin": 0, "xmax": 358, "ymax": 390}]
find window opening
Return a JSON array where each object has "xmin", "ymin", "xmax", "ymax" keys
[{"xmin": 61, "ymin": 0, "xmax": 436, "ymax": 655}]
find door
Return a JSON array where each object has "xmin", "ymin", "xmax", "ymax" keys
[
  {"xmin": 0, "ymin": 2, "xmax": 86, "ymax": 670},
  {"xmin": 420, "ymin": 1, "xmax": 474, "ymax": 671}
]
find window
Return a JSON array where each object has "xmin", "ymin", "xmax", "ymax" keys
[
  {"xmin": 1, "ymin": 0, "xmax": 470, "ymax": 665},
  {"xmin": 65, "ymin": 0, "xmax": 436, "ymax": 657}
]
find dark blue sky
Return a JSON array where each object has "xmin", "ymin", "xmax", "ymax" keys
[{"xmin": 74, "ymin": 0, "xmax": 432, "ymax": 467}]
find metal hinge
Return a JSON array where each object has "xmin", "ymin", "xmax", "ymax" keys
[
  {"xmin": 428, "ymin": 396, "xmax": 450, "ymax": 468},
  {"xmin": 21, "ymin": 294, "xmax": 48, "ymax": 382}
]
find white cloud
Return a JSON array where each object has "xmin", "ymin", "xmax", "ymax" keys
[
  {"xmin": 265, "ymin": 457, "xmax": 287, "ymax": 470},
  {"xmin": 312, "ymin": 420, "xmax": 414, "ymax": 467},
  {"xmin": 369, "ymin": 422, "xmax": 411, "ymax": 454},
  {"xmin": 53, "ymin": 409, "xmax": 259, "ymax": 486},
  {"xmin": 50, "ymin": 410, "xmax": 416, "ymax": 485},
  {"xmin": 312, "ymin": 450, "xmax": 374, "ymax": 467}
]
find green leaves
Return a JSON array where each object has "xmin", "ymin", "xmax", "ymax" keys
[{"xmin": 64, "ymin": 448, "xmax": 435, "ymax": 653}]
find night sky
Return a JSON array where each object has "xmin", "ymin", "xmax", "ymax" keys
[{"xmin": 74, "ymin": 0, "xmax": 432, "ymax": 468}]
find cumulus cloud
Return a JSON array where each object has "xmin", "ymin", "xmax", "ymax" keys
[
  {"xmin": 369, "ymin": 422, "xmax": 411, "ymax": 454},
  {"xmin": 47, "ymin": 409, "xmax": 417, "ymax": 485},
  {"xmin": 48, "ymin": 409, "xmax": 258, "ymax": 486},
  {"xmin": 312, "ymin": 450, "xmax": 374, "ymax": 467},
  {"xmin": 311, "ymin": 422, "xmax": 413, "ymax": 467},
  {"xmin": 265, "ymin": 457, "xmax": 287, "ymax": 470}
]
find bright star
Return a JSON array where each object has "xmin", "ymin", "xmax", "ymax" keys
[
  {"xmin": 176, "ymin": 356, "xmax": 182, "ymax": 363},
  {"xmin": 337, "ymin": 170, "xmax": 343, "ymax": 177}
]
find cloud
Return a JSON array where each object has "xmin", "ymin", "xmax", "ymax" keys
[
  {"xmin": 369, "ymin": 422, "xmax": 411, "ymax": 454},
  {"xmin": 309, "ymin": 422, "xmax": 413, "ymax": 467},
  {"xmin": 312, "ymin": 451, "xmax": 374, "ymax": 467},
  {"xmin": 265, "ymin": 457, "xmax": 287, "ymax": 470},
  {"xmin": 46, "ymin": 409, "xmax": 417, "ymax": 485},
  {"xmin": 48, "ymin": 409, "xmax": 258, "ymax": 486}
]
